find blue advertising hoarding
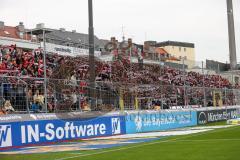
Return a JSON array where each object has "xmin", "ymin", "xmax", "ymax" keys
[
  {"xmin": 0, "ymin": 116, "xmax": 126, "ymax": 149},
  {"xmin": 125, "ymin": 111, "xmax": 197, "ymax": 134},
  {"xmin": 0, "ymin": 110, "xmax": 199, "ymax": 150}
]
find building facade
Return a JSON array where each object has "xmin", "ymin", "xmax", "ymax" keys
[{"xmin": 155, "ymin": 41, "xmax": 195, "ymax": 68}]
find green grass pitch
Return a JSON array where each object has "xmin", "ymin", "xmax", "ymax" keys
[{"xmin": 0, "ymin": 123, "xmax": 240, "ymax": 160}]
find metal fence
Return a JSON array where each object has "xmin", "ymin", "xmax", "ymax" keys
[
  {"xmin": 1, "ymin": 53, "xmax": 240, "ymax": 114},
  {"xmin": 0, "ymin": 75, "xmax": 240, "ymax": 114},
  {"xmin": 0, "ymin": 76, "xmax": 120, "ymax": 113},
  {"xmin": 120, "ymin": 84, "xmax": 240, "ymax": 110}
]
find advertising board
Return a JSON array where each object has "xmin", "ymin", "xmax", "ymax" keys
[
  {"xmin": 125, "ymin": 111, "xmax": 197, "ymax": 134},
  {"xmin": 197, "ymin": 108, "xmax": 238, "ymax": 125},
  {"xmin": 0, "ymin": 116, "xmax": 125, "ymax": 149},
  {"xmin": 43, "ymin": 42, "xmax": 101, "ymax": 57}
]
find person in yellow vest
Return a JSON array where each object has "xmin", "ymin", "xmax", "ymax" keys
[
  {"xmin": 154, "ymin": 105, "xmax": 161, "ymax": 110},
  {"xmin": 33, "ymin": 90, "xmax": 44, "ymax": 110},
  {"xmin": 82, "ymin": 98, "xmax": 91, "ymax": 111},
  {"xmin": 153, "ymin": 100, "xmax": 161, "ymax": 110}
]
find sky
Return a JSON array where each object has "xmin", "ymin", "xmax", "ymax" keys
[{"xmin": 1, "ymin": 0, "xmax": 240, "ymax": 63}]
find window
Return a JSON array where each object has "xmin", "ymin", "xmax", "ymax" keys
[
  {"xmin": 179, "ymin": 47, "xmax": 181, "ymax": 52},
  {"xmin": 184, "ymin": 48, "xmax": 187, "ymax": 52},
  {"xmin": 19, "ymin": 32, "xmax": 24, "ymax": 39},
  {"xmin": 4, "ymin": 31, "xmax": 10, "ymax": 35},
  {"xmin": 32, "ymin": 35, "xmax": 37, "ymax": 40}
]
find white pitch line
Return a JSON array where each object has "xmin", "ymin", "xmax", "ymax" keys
[
  {"xmin": 60, "ymin": 138, "xmax": 240, "ymax": 159},
  {"xmin": 55, "ymin": 138, "xmax": 179, "ymax": 160},
  {"xmin": 162, "ymin": 138, "xmax": 240, "ymax": 143},
  {"xmin": 68, "ymin": 153, "xmax": 83, "ymax": 155},
  {"xmin": 91, "ymin": 125, "xmax": 234, "ymax": 140},
  {"xmin": 55, "ymin": 125, "xmax": 239, "ymax": 160}
]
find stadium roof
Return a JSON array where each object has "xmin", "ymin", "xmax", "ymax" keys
[
  {"xmin": 41, "ymin": 29, "xmax": 108, "ymax": 50},
  {"xmin": 155, "ymin": 41, "xmax": 195, "ymax": 48},
  {"xmin": 24, "ymin": 23, "xmax": 109, "ymax": 50}
]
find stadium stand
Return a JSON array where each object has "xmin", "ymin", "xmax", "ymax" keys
[{"xmin": 0, "ymin": 44, "xmax": 239, "ymax": 113}]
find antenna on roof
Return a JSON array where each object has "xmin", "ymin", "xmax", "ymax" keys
[{"xmin": 122, "ymin": 25, "xmax": 125, "ymax": 41}]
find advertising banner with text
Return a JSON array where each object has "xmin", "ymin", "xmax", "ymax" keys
[
  {"xmin": 125, "ymin": 111, "xmax": 197, "ymax": 134},
  {"xmin": 0, "ymin": 116, "xmax": 125, "ymax": 150},
  {"xmin": 43, "ymin": 42, "xmax": 101, "ymax": 57},
  {"xmin": 197, "ymin": 108, "xmax": 238, "ymax": 125}
]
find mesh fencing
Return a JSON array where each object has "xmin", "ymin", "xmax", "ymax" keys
[
  {"xmin": 1, "ymin": 45, "xmax": 240, "ymax": 114},
  {"xmin": 0, "ymin": 75, "xmax": 239, "ymax": 114}
]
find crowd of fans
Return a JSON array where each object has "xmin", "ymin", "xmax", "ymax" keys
[
  {"xmin": 0, "ymin": 45, "xmax": 235, "ymax": 88},
  {"xmin": 0, "ymin": 45, "xmax": 239, "ymax": 114}
]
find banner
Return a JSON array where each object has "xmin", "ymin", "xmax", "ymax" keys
[
  {"xmin": 43, "ymin": 42, "xmax": 101, "ymax": 57},
  {"xmin": 0, "ymin": 116, "xmax": 125, "ymax": 149},
  {"xmin": 197, "ymin": 108, "xmax": 238, "ymax": 125},
  {"xmin": 125, "ymin": 111, "xmax": 197, "ymax": 134}
]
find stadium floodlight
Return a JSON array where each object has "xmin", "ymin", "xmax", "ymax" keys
[
  {"xmin": 88, "ymin": 0, "xmax": 96, "ymax": 109},
  {"xmin": 226, "ymin": 0, "xmax": 237, "ymax": 70}
]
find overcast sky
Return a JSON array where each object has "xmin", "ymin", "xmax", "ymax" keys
[{"xmin": 1, "ymin": 0, "xmax": 240, "ymax": 63}]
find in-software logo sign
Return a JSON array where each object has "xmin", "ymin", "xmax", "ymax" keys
[
  {"xmin": 0, "ymin": 125, "xmax": 12, "ymax": 147},
  {"xmin": 111, "ymin": 118, "xmax": 121, "ymax": 135}
]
